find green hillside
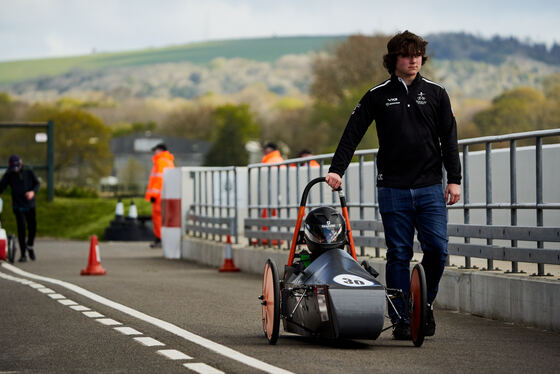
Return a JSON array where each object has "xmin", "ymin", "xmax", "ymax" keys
[{"xmin": 0, "ymin": 35, "xmax": 346, "ymax": 86}]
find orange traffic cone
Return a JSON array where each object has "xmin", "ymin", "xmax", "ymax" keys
[
  {"xmin": 219, "ymin": 234, "xmax": 240, "ymax": 272},
  {"xmin": 81, "ymin": 235, "xmax": 107, "ymax": 275}
]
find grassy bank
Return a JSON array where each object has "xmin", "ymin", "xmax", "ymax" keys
[{"xmin": 0, "ymin": 192, "xmax": 151, "ymax": 241}]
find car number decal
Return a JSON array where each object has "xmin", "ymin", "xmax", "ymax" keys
[{"xmin": 333, "ymin": 274, "xmax": 373, "ymax": 287}]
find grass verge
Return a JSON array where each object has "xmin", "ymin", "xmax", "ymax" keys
[{"xmin": 0, "ymin": 192, "xmax": 151, "ymax": 241}]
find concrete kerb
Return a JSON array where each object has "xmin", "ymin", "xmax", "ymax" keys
[{"xmin": 180, "ymin": 236, "xmax": 560, "ymax": 332}]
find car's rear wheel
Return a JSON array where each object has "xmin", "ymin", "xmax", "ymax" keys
[
  {"xmin": 409, "ymin": 263, "xmax": 427, "ymax": 347},
  {"xmin": 261, "ymin": 259, "xmax": 280, "ymax": 344}
]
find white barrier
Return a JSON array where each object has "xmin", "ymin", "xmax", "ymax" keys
[{"xmin": 161, "ymin": 168, "xmax": 182, "ymax": 259}]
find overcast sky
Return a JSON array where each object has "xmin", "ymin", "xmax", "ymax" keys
[{"xmin": 1, "ymin": 0, "xmax": 559, "ymax": 62}]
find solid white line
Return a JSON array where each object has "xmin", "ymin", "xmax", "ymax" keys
[
  {"xmin": 134, "ymin": 337, "xmax": 165, "ymax": 347},
  {"xmin": 70, "ymin": 305, "xmax": 90, "ymax": 311},
  {"xmin": 83, "ymin": 311, "xmax": 104, "ymax": 318},
  {"xmin": 48, "ymin": 293, "xmax": 65, "ymax": 299},
  {"xmin": 96, "ymin": 318, "xmax": 122, "ymax": 326},
  {"xmin": 37, "ymin": 287, "xmax": 55, "ymax": 293},
  {"xmin": 58, "ymin": 299, "xmax": 78, "ymax": 306},
  {"xmin": 114, "ymin": 326, "xmax": 143, "ymax": 335},
  {"xmin": 157, "ymin": 349, "xmax": 192, "ymax": 360},
  {"xmin": 1, "ymin": 263, "xmax": 294, "ymax": 374},
  {"xmin": 184, "ymin": 363, "xmax": 225, "ymax": 374}
]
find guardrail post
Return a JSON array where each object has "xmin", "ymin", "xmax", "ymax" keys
[
  {"xmin": 267, "ymin": 165, "xmax": 272, "ymax": 247},
  {"xmin": 462, "ymin": 144, "xmax": 472, "ymax": 269},
  {"xmin": 373, "ymin": 152, "xmax": 380, "ymax": 258},
  {"xmin": 47, "ymin": 120, "xmax": 54, "ymax": 202},
  {"xmin": 233, "ymin": 168, "xmax": 238, "ymax": 244},
  {"xmin": 509, "ymin": 140, "xmax": 519, "ymax": 273},
  {"xmin": 359, "ymin": 155, "xmax": 365, "ymax": 256},
  {"xmin": 535, "ymin": 137, "xmax": 545, "ymax": 276},
  {"xmin": 485, "ymin": 142, "xmax": 494, "ymax": 271}
]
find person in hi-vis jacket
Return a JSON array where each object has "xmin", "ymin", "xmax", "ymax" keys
[{"xmin": 145, "ymin": 143, "xmax": 175, "ymax": 248}]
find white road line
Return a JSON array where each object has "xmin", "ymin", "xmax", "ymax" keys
[
  {"xmin": 28, "ymin": 283, "xmax": 44, "ymax": 288},
  {"xmin": 58, "ymin": 299, "xmax": 78, "ymax": 306},
  {"xmin": 1, "ymin": 263, "xmax": 294, "ymax": 374},
  {"xmin": 157, "ymin": 349, "xmax": 192, "ymax": 360},
  {"xmin": 83, "ymin": 311, "xmax": 104, "ymax": 318},
  {"xmin": 37, "ymin": 288, "xmax": 55, "ymax": 294},
  {"xmin": 48, "ymin": 293, "xmax": 65, "ymax": 299},
  {"xmin": 114, "ymin": 326, "xmax": 143, "ymax": 335},
  {"xmin": 134, "ymin": 337, "xmax": 165, "ymax": 347},
  {"xmin": 96, "ymin": 318, "xmax": 122, "ymax": 326},
  {"xmin": 70, "ymin": 305, "xmax": 90, "ymax": 311},
  {"xmin": 184, "ymin": 363, "xmax": 225, "ymax": 374}
]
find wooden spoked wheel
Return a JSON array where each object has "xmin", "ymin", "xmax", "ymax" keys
[
  {"xmin": 409, "ymin": 263, "xmax": 428, "ymax": 347},
  {"xmin": 261, "ymin": 259, "xmax": 280, "ymax": 345}
]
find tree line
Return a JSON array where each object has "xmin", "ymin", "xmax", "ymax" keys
[{"xmin": 1, "ymin": 34, "xmax": 559, "ymax": 187}]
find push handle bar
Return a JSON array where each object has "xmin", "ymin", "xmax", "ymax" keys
[
  {"xmin": 299, "ymin": 177, "xmax": 346, "ymax": 209},
  {"xmin": 287, "ymin": 177, "xmax": 356, "ymax": 266}
]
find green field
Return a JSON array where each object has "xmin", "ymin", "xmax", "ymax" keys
[
  {"xmin": 0, "ymin": 192, "xmax": 151, "ymax": 241},
  {"xmin": 0, "ymin": 35, "xmax": 346, "ymax": 86}
]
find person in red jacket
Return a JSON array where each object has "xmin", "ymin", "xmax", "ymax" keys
[
  {"xmin": 261, "ymin": 142, "xmax": 284, "ymax": 164},
  {"xmin": 145, "ymin": 143, "xmax": 175, "ymax": 248}
]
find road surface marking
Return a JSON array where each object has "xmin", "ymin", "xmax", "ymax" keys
[
  {"xmin": 184, "ymin": 363, "xmax": 225, "ymax": 374},
  {"xmin": 83, "ymin": 311, "xmax": 104, "ymax": 318},
  {"xmin": 58, "ymin": 299, "xmax": 78, "ymax": 306},
  {"xmin": 48, "ymin": 293, "xmax": 65, "ymax": 299},
  {"xmin": 134, "ymin": 337, "xmax": 165, "ymax": 346},
  {"xmin": 157, "ymin": 349, "xmax": 192, "ymax": 360},
  {"xmin": 1, "ymin": 263, "xmax": 294, "ymax": 374},
  {"xmin": 37, "ymin": 287, "xmax": 55, "ymax": 293},
  {"xmin": 28, "ymin": 283, "xmax": 44, "ymax": 288},
  {"xmin": 96, "ymin": 318, "xmax": 122, "ymax": 326},
  {"xmin": 70, "ymin": 305, "xmax": 90, "ymax": 311},
  {"xmin": 114, "ymin": 326, "xmax": 143, "ymax": 335}
]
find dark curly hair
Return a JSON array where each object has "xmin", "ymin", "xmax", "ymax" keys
[{"xmin": 382, "ymin": 30, "xmax": 428, "ymax": 75}]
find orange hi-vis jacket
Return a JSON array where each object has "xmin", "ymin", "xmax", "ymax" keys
[
  {"xmin": 145, "ymin": 150, "xmax": 175, "ymax": 203},
  {"xmin": 261, "ymin": 150, "xmax": 284, "ymax": 164}
]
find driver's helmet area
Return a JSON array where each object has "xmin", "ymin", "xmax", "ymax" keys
[{"xmin": 304, "ymin": 206, "xmax": 346, "ymax": 259}]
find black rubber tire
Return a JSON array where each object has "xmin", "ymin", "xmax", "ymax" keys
[
  {"xmin": 409, "ymin": 263, "xmax": 428, "ymax": 347},
  {"xmin": 261, "ymin": 259, "xmax": 280, "ymax": 345},
  {"xmin": 7, "ymin": 234, "xmax": 15, "ymax": 263}
]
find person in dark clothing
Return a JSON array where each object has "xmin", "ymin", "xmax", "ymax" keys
[
  {"xmin": 0, "ymin": 155, "xmax": 40, "ymax": 262},
  {"xmin": 326, "ymin": 31, "xmax": 461, "ymax": 340}
]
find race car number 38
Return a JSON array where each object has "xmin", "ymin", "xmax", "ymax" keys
[{"xmin": 333, "ymin": 274, "xmax": 373, "ymax": 287}]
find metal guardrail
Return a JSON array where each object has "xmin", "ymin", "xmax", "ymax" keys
[
  {"xmin": 245, "ymin": 129, "xmax": 560, "ymax": 276},
  {"xmin": 185, "ymin": 166, "xmax": 238, "ymax": 243}
]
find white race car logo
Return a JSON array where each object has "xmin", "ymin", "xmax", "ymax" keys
[{"xmin": 333, "ymin": 274, "xmax": 373, "ymax": 287}]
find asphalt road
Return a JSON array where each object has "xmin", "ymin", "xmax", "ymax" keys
[{"xmin": 1, "ymin": 239, "xmax": 559, "ymax": 374}]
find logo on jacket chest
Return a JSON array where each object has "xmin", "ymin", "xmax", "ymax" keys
[
  {"xmin": 416, "ymin": 91, "xmax": 427, "ymax": 105},
  {"xmin": 385, "ymin": 97, "xmax": 400, "ymax": 107}
]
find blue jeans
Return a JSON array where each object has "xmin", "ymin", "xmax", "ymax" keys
[{"xmin": 378, "ymin": 184, "xmax": 448, "ymax": 323}]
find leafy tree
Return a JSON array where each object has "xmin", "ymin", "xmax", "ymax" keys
[
  {"xmin": 471, "ymin": 77, "xmax": 560, "ymax": 147},
  {"xmin": 473, "ymin": 87, "xmax": 546, "ymax": 136},
  {"xmin": 0, "ymin": 92, "xmax": 14, "ymax": 120},
  {"xmin": 204, "ymin": 104, "xmax": 259, "ymax": 166},
  {"xmin": 162, "ymin": 104, "xmax": 216, "ymax": 141},
  {"xmin": 24, "ymin": 104, "xmax": 113, "ymax": 186}
]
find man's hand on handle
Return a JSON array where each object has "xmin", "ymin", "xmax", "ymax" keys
[
  {"xmin": 25, "ymin": 191, "xmax": 34, "ymax": 200},
  {"xmin": 445, "ymin": 183, "xmax": 461, "ymax": 205},
  {"xmin": 325, "ymin": 172, "xmax": 342, "ymax": 190}
]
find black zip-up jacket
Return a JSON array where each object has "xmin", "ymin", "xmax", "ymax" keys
[
  {"xmin": 329, "ymin": 73, "xmax": 461, "ymax": 188},
  {"xmin": 0, "ymin": 166, "xmax": 40, "ymax": 209}
]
